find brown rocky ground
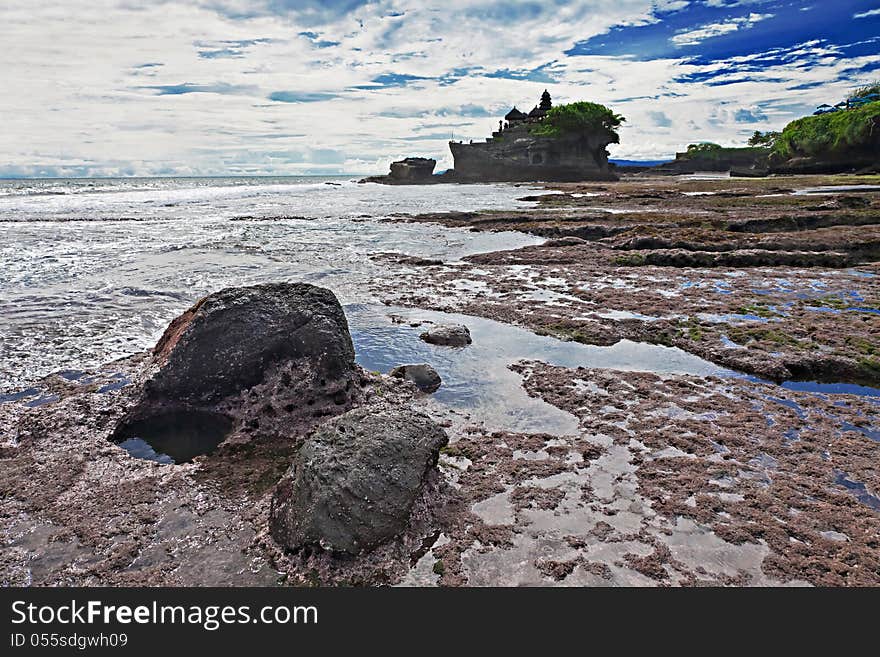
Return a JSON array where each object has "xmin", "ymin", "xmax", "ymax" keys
[
  {"xmin": 0, "ymin": 355, "xmax": 440, "ymax": 586},
  {"xmin": 373, "ymin": 174, "xmax": 880, "ymax": 585},
  {"xmin": 375, "ymin": 174, "xmax": 880, "ymax": 385},
  {"xmin": 417, "ymin": 363, "xmax": 880, "ymax": 586},
  {"xmin": 4, "ymin": 342, "xmax": 877, "ymax": 587}
]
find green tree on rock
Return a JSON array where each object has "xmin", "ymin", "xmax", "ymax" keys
[
  {"xmin": 747, "ymin": 131, "xmax": 780, "ymax": 148},
  {"xmin": 531, "ymin": 102, "xmax": 625, "ymax": 143}
]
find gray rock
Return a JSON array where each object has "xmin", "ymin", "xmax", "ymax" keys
[
  {"xmin": 389, "ymin": 157, "xmax": 436, "ymax": 181},
  {"xmin": 419, "ymin": 324, "xmax": 472, "ymax": 347},
  {"xmin": 390, "ymin": 364, "xmax": 442, "ymax": 393},
  {"xmin": 269, "ymin": 406, "xmax": 448, "ymax": 554},
  {"xmin": 146, "ymin": 283, "xmax": 355, "ymax": 404},
  {"xmin": 544, "ymin": 236, "xmax": 588, "ymax": 247}
]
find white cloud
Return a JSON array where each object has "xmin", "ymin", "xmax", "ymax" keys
[
  {"xmin": 0, "ymin": 1, "xmax": 876, "ymax": 173},
  {"xmin": 670, "ymin": 12, "xmax": 774, "ymax": 47},
  {"xmin": 854, "ymin": 8, "xmax": 880, "ymax": 19}
]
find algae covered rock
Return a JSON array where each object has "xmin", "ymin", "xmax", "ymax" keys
[
  {"xmin": 269, "ymin": 406, "xmax": 448, "ymax": 554},
  {"xmin": 146, "ymin": 282, "xmax": 355, "ymax": 404}
]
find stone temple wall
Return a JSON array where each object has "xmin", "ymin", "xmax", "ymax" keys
[{"xmin": 449, "ymin": 122, "xmax": 618, "ymax": 182}]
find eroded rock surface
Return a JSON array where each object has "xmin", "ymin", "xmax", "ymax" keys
[
  {"xmin": 269, "ymin": 406, "xmax": 448, "ymax": 554},
  {"xmin": 147, "ymin": 282, "xmax": 355, "ymax": 404},
  {"xmin": 376, "ymin": 175, "xmax": 880, "ymax": 386},
  {"xmin": 0, "ymin": 282, "xmax": 449, "ymax": 585}
]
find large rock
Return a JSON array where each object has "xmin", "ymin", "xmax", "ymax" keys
[
  {"xmin": 390, "ymin": 363, "xmax": 442, "ymax": 393},
  {"xmin": 389, "ymin": 157, "xmax": 436, "ymax": 181},
  {"xmin": 147, "ymin": 283, "xmax": 355, "ymax": 404},
  {"xmin": 419, "ymin": 324, "xmax": 472, "ymax": 347},
  {"xmin": 269, "ymin": 406, "xmax": 448, "ymax": 554}
]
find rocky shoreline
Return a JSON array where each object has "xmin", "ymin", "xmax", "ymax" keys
[
  {"xmin": 380, "ymin": 175, "xmax": 880, "ymax": 385},
  {"xmin": 2, "ymin": 174, "xmax": 879, "ymax": 587}
]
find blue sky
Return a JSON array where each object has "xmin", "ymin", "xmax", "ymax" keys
[{"xmin": 1, "ymin": 0, "xmax": 878, "ymax": 176}]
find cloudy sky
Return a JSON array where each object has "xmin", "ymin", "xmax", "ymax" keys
[{"xmin": 1, "ymin": 0, "xmax": 878, "ymax": 177}]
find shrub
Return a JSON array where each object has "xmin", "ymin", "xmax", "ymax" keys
[
  {"xmin": 686, "ymin": 142, "xmax": 723, "ymax": 155},
  {"xmin": 851, "ymin": 81, "xmax": 880, "ymax": 102},
  {"xmin": 684, "ymin": 143, "xmax": 768, "ymax": 161}
]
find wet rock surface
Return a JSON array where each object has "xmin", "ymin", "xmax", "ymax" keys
[
  {"xmin": 419, "ymin": 324, "xmax": 472, "ymax": 347},
  {"xmin": 390, "ymin": 364, "xmax": 442, "ymax": 393},
  {"xmin": 389, "ymin": 362, "xmax": 879, "ymax": 587},
  {"xmin": 147, "ymin": 282, "xmax": 355, "ymax": 405},
  {"xmin": 376, "ymin": 175, "xmax": 880, "ymax": 386},
  {"xmin": 269, "ymin": 406, "xmax": 448, "ymax": 554}
]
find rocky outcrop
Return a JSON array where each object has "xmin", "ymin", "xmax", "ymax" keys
[
  {"xmin": 390, "ymin": 157, "xmax": 436, "ymax": 181},
  {"xmin": 419, "ymin": 324, "xmax": 472, "ymax": 346},
  {"xmin": 768, "ymin": 155, "xmax": 880, "ymax": 175},
  {"xmin": 649, "ymin": 148, "xmax": 768, "ymax": 175},
  {"xmin": 359, "ymin": 157, "xmax": 444, "ymax": 185},
  {"xmin": 112, "ymin": 282, "xmax": 366, "ymax": 490},
  {"xmin": 269, "ymin": 406, "xmax": 448, "ymax": 554},
  {"xmin": 146, "ymin": 283, "xmax": 355, "ymax": 405},
  {"xmin": 390, "ymin": 363, "xmax": 442, "ymax": 393}
]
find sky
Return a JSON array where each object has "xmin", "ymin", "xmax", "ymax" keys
[{"xmin": 1, "ymin": 0, "xmax": 878, "ymax": 177}]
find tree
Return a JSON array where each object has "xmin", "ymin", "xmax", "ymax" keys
[
  {"xmin": 747, "ymin": 131, "xmax": 780, "ymax": 148},
  {"xmin": 851, "ymin": 81, "xmax": 880, "ymax": 101},
  {"xmin": 531, "ymin": 102, "xmax": 625, "ymax": 142}
]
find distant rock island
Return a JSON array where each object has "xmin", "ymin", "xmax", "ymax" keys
[{"xmin": 362, "ymin": 91, "xmax": 621, "ymax": 184}]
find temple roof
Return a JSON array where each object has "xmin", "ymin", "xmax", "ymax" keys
[
  {"xmin": 539, "ymin": 89, "xmax": 552, "ymax": 110},
  {"xmin": 528, "ymin": 105, "xmax": 547, "ymax": 118},
  {"xmin": 505, "ymin": 107, "xmax": 527, "ymax": 120}
]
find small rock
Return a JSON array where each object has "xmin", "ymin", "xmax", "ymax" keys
[
  {"xmin": 390, "ymin": 364, "xmax": 442, "ymax": 393},
  {"xmin": 269, "ymin": 406, "xmax": 448, "ymax": 554},
  {"xmin": 419, "ymin": 324, "xmax": 472, "ymax": 347},
  {"xmin": 400, "ymin": 255, "xmax": 443, "ymax": 266}
]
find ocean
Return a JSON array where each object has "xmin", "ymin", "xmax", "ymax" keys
[{"xmin": 0, "ymin": 176, "xmax": 541, "ymax": 391}]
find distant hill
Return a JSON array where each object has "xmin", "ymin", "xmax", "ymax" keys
[{"xmin": 610, "ymin": 159, "xmax": 668, "ymax": 167}]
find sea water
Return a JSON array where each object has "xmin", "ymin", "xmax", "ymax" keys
[{"xmin": 0, "ymin": 176, "xmax": 542, "ymax": 390}]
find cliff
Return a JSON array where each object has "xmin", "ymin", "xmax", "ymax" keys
[{"xmin": 649, "ymin": 146, "xmax": 770, "ymax": 175}]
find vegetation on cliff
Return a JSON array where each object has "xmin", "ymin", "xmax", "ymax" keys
[
  {"xmin": 747, "ymin": 131, "xmax": 779, "ymax": 148},
  {"xmin": 531, "ymin": 102, "xmax": 625, "ymax": 142},
  {"xmin": 850, "ymin": 81, "xmax": 880, "ymax": 103},
  {"xmin": 772, "ymin": 100, "xmax": 880, "ymax": 160},
  {"xmin": 683, "ymin": 142, "xmax": 768, "ymax": 162}
]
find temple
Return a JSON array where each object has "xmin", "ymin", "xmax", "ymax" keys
[{"xmin": 448, "ymin": 90, "xmax": 618, "ymax": 182}]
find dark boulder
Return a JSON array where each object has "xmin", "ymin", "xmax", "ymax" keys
[
  {"xmin": 390, "ymin": 363, "xmax": 442, "ymax": 393},
  {"xmin": 269, "ymin": 406, "xmax": 448, "ymax": 554},
  {"xmin": 146, "ymin": 283, "xmax": 355, "ymax": 404},
  {"xmin": 419, "ymin": 324, "xmax": 472, "ymax": 347},
  {"xmin": 389, "ymin": 157, "xmax": 436, "ymax": 181}
]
